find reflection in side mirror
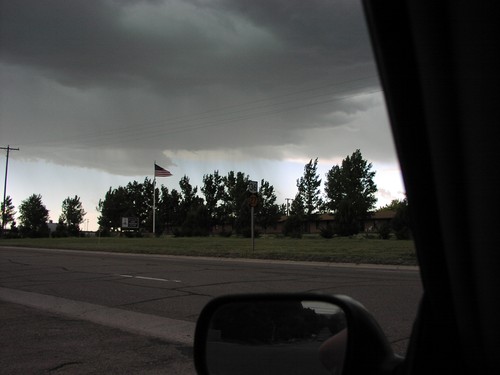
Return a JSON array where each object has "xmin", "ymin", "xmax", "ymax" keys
[{"xmin": 197, "ymin": 296, "xmax": 347, "ymax": 375}]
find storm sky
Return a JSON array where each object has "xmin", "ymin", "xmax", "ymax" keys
[{"xmin": 0, "ymin": 0, "xmax": 404, "ymax": 229}]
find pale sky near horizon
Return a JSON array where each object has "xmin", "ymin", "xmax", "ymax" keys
[{"xmin": 1, "ymin": 0, "xmax": 405, "ymax": 231}]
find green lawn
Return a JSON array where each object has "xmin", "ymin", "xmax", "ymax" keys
[{"xmin": 0, "ymin": 235, "xmax": 417, "ymax": 266}]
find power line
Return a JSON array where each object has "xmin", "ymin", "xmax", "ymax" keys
[
  {"xmin": 87, "ymin": 88, "xmax": 382, "ymax": 148},
  {"xmin": 19, "ymin": 75, "xmax": 380, "ymax": 149}
]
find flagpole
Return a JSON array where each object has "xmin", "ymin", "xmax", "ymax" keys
[
  {"xmin": 152, "ymin": 162, "xmax": 171, "ymax": 235},
  {"xmin": 153, "ymin": 161, "xmax": 156, "ymax": 235}
]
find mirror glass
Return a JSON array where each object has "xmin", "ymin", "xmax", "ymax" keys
[{"xmin": 205, "ymin": 299, "xmax": 347, "ymax": 375}]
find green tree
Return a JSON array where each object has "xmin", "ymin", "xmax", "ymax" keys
[
  {"xmin": 157, "ymin": 186, "xmax": 177, "ymax": 234},
  {"xmin": 19, "ymin": 194, "xmax": 50, "ymax": 238},
  {"xmin": 1, "ymin": 195, "xmax": 16, "ymax": 230},
  {"xmin": 181, "ymin": 205, "xmax": 211, "ymax": 236},
  {"xmin": 59, "ymin": 195, "xmax": 86, "ymax": 236},
  {"xmin": 290, "ymin": 194, "xmax": 305, "ymax": 217},
  {"xmin": 155, "ymin": 185, "xmax": 186, "ymax": 234},
  {"xmin": 168, "ymin": 188, "xmax": 183, "ymax": 229},
  {"xmin": 256, "ymin": 179, "xmax": 281, "ymax": 233},
  {"xmin": 283, "ymin": 195, "xmax": 305, "ymax": 238},
  {"xmin": 296, "ymin": 158, "xmax": 323, "ymax": 233},
  {"xmin": 97, "ymin": 178, "xmax": 156, "ymax": 233},
  {"xmin": 126, "ymin": 178, "xmax": 155, "ymax": 230},
  {"xmin": 97, "ymin": 186, "xmax": 130, "ymax": 233},
  {"xmin": 202, "ymin": 171, "xmax": 225, "ymax": 232},
  {"xmin": 325, "ymin": 150, "xmax": 377, "ymax": 235},
  {"xmin": 55, "ymin": 218, "xmax": 68, "ymax": 237},
  {"xmin": 334, "ymin": 198, "xmax": 359, "ymax": 236},
  {"xmin": 391, "ymin": 198, "xmax": 411, "ymax": 239},
  {"xmin": 222, "ymin": 171, "xmax": 249, "ymax": 234},
  {"xmin": 376, "ymin": 198, "xmax": 407, "ymax": 212},
  {"xmin": 179, "ymin": 175, "xmax": 204, "ymax": 223},
  {"xmin": 163, "ymin": 175, "xmax": 206, "ymax": 236},
  {"xmin": 283, "ymin": 214, "xmax": 304, "ymax": 238}
]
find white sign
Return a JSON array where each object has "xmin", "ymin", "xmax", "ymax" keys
[
  {"xmin": 122, "ymin": 217, "xmax": 139, "ymax": 229},
  {"xmin": 248, "ymin": 180, "xmax": 258, "ymax": 193}
]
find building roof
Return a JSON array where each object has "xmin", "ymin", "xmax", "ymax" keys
[
  {"xmin": 278, "ymin": 210, "xmax": 396, "ymax": 222},
  {"xmin": 369, "ymin": 210, "xmax": 396, "ymax": 220}
]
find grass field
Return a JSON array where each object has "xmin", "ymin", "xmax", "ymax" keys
[{"xmin": 0, "ymin": 234, "xmax": 417, "ymax": 266}]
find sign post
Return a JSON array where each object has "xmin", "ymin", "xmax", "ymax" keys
[{"xmin": 248, "ymin": 181, "xmax": 258, "ymax": 251}]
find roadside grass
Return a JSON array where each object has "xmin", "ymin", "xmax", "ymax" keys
[{"xmin": 0, "ymin": 235, "xmax": 417, "ymax": 266}]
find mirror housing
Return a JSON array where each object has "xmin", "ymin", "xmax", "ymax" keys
[{"xmin": 194, "ymin": 293, "xmax": 402, "ymax": 375}]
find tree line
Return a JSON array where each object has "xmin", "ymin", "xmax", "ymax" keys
[
  {"xmin": 1, "ymin": 194, "xmax": 86, "ymax": 238},
  {"xmin": 97, "ymin": 149, "xmax": 397, "ymax": 237},
  {"xmin": 97, "ymin": 171, "xmax": 282, "ymax": 237},
  {"xmin": 1, "ymin": 149, "xmax": 410, "ymax": 239}
]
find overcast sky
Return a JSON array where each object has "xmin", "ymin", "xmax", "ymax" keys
[{"xmin": 0, "ymin": 0, "xmax": 405, "ymax": 230}]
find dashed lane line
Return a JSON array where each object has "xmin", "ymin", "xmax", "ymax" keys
[{"xmin": 117, "ymin": 274, "xmax": 182, "ymax": 283}]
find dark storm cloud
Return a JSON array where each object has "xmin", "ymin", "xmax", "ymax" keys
[
  {"xmin": 0, "ymin": 0, "xmax": 392, "ymax": 174},
  {"xmin": 1, "ymin": 0, "xmax": 374, "ymax": 90},
  {"xmin": 2, "ymin": 0, "xmax": 122, "ymax": 86},
  {"xmin": 212, "ymin": 0, "xmax": 371, "ymax": 60},
  {"xmin": 2, "ymin": 0, "xmax": 265, "ymax": 89},
  {"xmin": 2, "ymin": 0, "xmax": 208, "ymax": 89}
]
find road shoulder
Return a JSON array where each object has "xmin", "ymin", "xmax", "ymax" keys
[{"xmin": 0, "ymin": 300, "xmax": 194, "ymax": 374}]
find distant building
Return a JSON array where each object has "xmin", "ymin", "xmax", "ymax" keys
[
  {"xmin": 363, "ymin": 210, "xmax": 396, "ymax": 232},
  {"xmin": 47, "ymin": 220, "xmax": 57, "ymax": 233},
  {"xmin": 209, "ymin": 210, "xmax": 397, "ymax": 235}
]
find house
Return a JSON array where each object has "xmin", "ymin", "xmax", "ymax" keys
[
  {"xmin": 263, "ymin": 210, "xmax": 396, "ymax": 235},
  {"xmin": 363, "ymin": 210, "xmax": 396, "ymax": 232}
]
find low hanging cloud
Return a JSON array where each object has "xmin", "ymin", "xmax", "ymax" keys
[{"xmin": 0, "ymin": 0, "xmax": 394, "ymax": 176}]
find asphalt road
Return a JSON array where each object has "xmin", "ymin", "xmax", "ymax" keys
[
  {"xmin": 1, "ymin": 300, "xmax": 195, "ymax": 374},
  {"xmin": 0, "ymin": 246, "xmax": 422, "ymax": 373}
]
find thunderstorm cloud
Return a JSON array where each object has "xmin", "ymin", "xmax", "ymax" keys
[{"xmin": 0, "ymin": 0, "xmax": 393, "ymax": 176}]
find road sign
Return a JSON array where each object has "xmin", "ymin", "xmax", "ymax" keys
[
  {"xmin": 122, "ymin": 217, "xmax": 139, "ymax": 229},
  {"xmin": 248, "ymin": 194, "xmax": 258, "ymax": 207},
  {"xmin": 248, "ymin": 180, "xmax": 258, "ymax": 193}
]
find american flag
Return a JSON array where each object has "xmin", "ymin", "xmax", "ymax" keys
[{"xmin": 154, "ymin": 163, "xmax": 172, "ymax": 177}]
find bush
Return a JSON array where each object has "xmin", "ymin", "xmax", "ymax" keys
[
  {"xmin": 240, "ymin": 227, "xmax": 260, "ymax": 238},
  {"xmin": 1, "ymin": 229, "xmax": 20, "ymax": 239},
  {"xmin": 97, "ymin": 229, "xmax": 110, "ymax": 237},
  {"xmin": 377, "ymin": 223, "xmax": 392, "ymax": 239},
  {"xmin": 20, "ymin": 227, "xmax": 50, "ymax": 238},
  {"xmin": 392, "ymin": 199, "xmax": 412, "ymax": 240},
  {"xmin": 333, "ymin": 200, "xmax": 359, "ymax": 236},
  {"xmin": 394, "ymin": 227, "xmax": 411, "ymax": 240},
  {"xmin": 283, "ymin": 215, "xmax": 303, "ymax": 238},
  {"xmin": 180, "ymin": 206, "xmax": 211, "ymax": 237},
  {"xmin": 319, "ymin": 224, "xmax": 334, "ymax": 239},
  {"xmin": 123, "ymin": 230, "xmax": 143, "ymax": 238},
  {"xmin": 218, "ymin": 230, "xmax": 232, "ymax": 237}
]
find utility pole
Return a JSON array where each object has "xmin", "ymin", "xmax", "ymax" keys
[
  {"xmin": 1, "ymin": 145, "xmax": 20, "ymax": 230},
  {"xmin": 285, "ymin": 198, "xmax": 293, "ymax": 216}
]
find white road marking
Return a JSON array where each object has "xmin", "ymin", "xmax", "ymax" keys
[{"xmin": 117, "ymin": 274, "xmax": 181, "ymax": 283}]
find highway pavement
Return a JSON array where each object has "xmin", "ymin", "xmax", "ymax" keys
[{"xmin": 0, "ymin": 246, "xmax": 422, "ymax": 373}]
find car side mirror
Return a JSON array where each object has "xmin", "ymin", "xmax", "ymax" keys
[{"xmin": 194, "ymin": 293, "xmax": 402, "ymax": 375}]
